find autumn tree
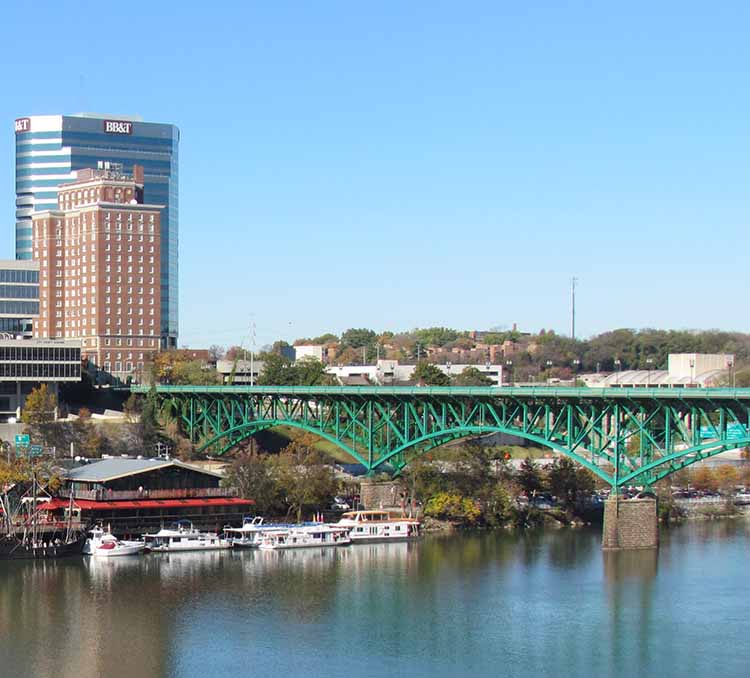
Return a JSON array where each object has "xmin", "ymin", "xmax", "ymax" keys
[
  {"xmin": 715, "ymin": 465, "xmax": 739, "ymax": 494},
  {"xmin": 691, "ymin": 467, "xmax": 718, "ymax": 492}
]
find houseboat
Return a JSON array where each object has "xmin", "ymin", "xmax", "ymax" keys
[
  {"xmin": 143, "ymin": 520, "xmax": 231, "ymax": 552},
  {"xmin": 223, "ymin": 516, "xmax": 283, "ymax": 548},
  {"xmin": 258, "ymin": 524, "xmax": 351, "ymax": 550},
  {"xmin": 335, "ymin": 510, "xmax": 420, "ymax": 542}
]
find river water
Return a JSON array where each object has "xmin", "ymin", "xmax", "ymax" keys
[{"xmin": 1, "ymin": 521, "xmax": 749, "ymax": 678}]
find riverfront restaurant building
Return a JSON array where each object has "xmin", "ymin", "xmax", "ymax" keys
[{"xmin": 42, "ymin": 457, "xmax": 253, "ymax": 534}]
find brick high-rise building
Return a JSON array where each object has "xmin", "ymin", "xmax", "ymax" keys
[
  {"xmin": 14, "ymin": 113, "xmax": 179, "ymax": 348},
  {"xmin": 31, "ymin": 164, "xmax": 161, "ymax": 380}
]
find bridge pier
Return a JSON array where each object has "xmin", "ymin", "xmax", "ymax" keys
[{"xmin": 602, "ymin": 497, "xmax": 658, "ymax": 550}]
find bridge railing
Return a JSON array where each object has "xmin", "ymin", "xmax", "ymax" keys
[{"xmin": 126, "ymin": 384, "xmax": 750, "ymax": 400}]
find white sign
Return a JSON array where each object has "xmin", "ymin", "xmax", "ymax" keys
[{"xmin": 103, "ymin": 120, "xmax": 133, "ymax": 135}]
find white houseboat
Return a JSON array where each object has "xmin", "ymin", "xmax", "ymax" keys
[
  {"xmin": 223, "ymin": 516, "xmax": 285, "ymax": 548},
  {"xmin": 143, "ymin": 520, "xmax": 231, "ymax": 552},
  {"xmin": 335, "ymin": 510, "xmax": 420, "ymax": 542},
  {"xmin": 258, "ymin": 524, "xmax": 351, "ymax": 550}
]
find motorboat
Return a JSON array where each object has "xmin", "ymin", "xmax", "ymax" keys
[
  {"xmin": 143, "ymin": 520, "xmax": 231, "ymax": 552},
  {"xmin": 223, "ymin": 516, "xmax": 287, "ymax": 548},
  {"xmin": 258, "ymin": 524, "xmax": 351, "ymax": 550},
  {"xmin": 335, "ymin": 510, "xmax": 420, "ymax": 542},
  {"xmin": 83, "ymin": 526, "xmax": 145, "ymax": 557}
]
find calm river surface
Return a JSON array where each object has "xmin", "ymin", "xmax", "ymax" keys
[{"xmin": 1, "ymin": 521, "xmax": 749, "ymax": 678}]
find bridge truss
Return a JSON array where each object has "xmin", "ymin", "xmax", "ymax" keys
[{"xmin": 134, "ymin": 385, "xmax": 750, "ymax": 489}]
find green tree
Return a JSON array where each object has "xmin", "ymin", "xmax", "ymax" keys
[
  {"xmin": 414, "ymin": 327, "xmax": 460, "ymax": 347},
  {"xmin": 412, "ymin": 361, "xmax": 450, "ymax": 386},
  {"xmin": 516, "ymin": 457, "xmax": 544, "ymax": 496},
  {"xmin": 139, "ymin": 387, "xmax": 163, "ymax": 453},
  {"xmin": 258, "ymin": 355, "xmax": 333, "ymax": 386},
  {"xmin": 225, "ymin": 451, "xmax": 282, "ymax": 514},
  {"xmin": 547, "ymin": 457, "xmax": 594, "ymax": 509},
  {"xmin": 452, "ymin": 367, "xmax": 493, "ymax": 386},
  {"xmin": 340, "ymin": 328, "xmax": 376, "ymax": 349},
  {"xmin": 294, "ymin": 357, "xmax": 335, "ymax": 385},
  {"xmin": 547, "ymin": 457, "xmax": 575, "ymax": 504},
  {"xmin": 21, "ymin": 384, "xmax": 59, "ymax": 448},
  {"xmin": 271, "ymin": 438, "xmax": 338, "ymax": 522},
  {"xmin": 257, "ymin": 353, "xmax": 297, "ymax": 385}
]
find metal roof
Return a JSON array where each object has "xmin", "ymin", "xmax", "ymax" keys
[{"xmin": 65, "ymin": 458, "xmax": 223, "ymax": 483}]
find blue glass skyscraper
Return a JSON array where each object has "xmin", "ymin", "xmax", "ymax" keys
[{"xmin": 14, "ymin": 113, "xmax": 179, "ymax": 347}]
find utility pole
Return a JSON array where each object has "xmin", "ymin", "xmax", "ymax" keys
[
  {"xmin": 571, "ymin": 276, "xmax": 578, "ymax": 341},
  {"xmin": 250, "ymin": 319, "xmax": 256, "ymax": 386}
]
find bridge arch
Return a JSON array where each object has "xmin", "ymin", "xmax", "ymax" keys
[
  {"xmin": 198, "ymin": 421, "xmax": 617, "ymax": 484},
  {"xmin": 371, "ymin": 425, "xmax": 614, "ymax": 483},
  {"xmin": 617, "ymin": 437, "xmax": 750, "ymax": 486},
  {"xmin": 197, "ymin": 420, "xmax": 370, "ymax": 468},
  {"xmin": 198, "ymin": 420, "xmax": 750, "ymax": 488}
]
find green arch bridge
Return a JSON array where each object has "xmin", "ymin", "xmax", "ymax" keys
[{"xmin": 131, "ymin": 385, "xmax": 750, "ymax": 491}]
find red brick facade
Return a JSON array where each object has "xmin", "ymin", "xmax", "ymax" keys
[{"xmin": 31, "ymin": 166, "xmax": 162, "ymax": 380}]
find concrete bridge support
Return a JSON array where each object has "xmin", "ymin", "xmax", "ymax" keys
[{"xmin": 602, "ymin": 497, "xmax": 658, "ymax": 550}]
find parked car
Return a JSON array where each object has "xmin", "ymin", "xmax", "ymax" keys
[{"xmin": 330, "ymin": 499, "xmax": 351, "ymax": 511}]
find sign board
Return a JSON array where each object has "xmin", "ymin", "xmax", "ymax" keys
[
  {"xmin": 700, "ymin": 423, "xmax": 748, "ymax": 441},
  {"xmin": 14, "ymin": 434, "xmax": 30, "ymax": 447},
  {"xmin": 103, "ymin": 119, "xmax": 133, "ymax": 135},
  {"xmin": 15, "ymin": 118, "xmax": 31, "ymax": 134},
  {"xmin": 30, "ymin": 445, "xmax": 43, "ymax": 456}
]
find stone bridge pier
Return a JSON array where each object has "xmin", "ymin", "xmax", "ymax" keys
[{"xmin": 602, "ymin": 497, "xmax": 658, "ymax": 550}]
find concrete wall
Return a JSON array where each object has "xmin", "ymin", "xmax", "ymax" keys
[
  {"xmin": 602, "ymin": 497, "xmax": 658, "ymax": 550},
  {"xmin": 360, "ymin": 480, "xmax": 405, "ymax": 509}
]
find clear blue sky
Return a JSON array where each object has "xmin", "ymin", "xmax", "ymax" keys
[{"xmin": 1, "ymin": 1, "xmax": 748, "ymax": 348}]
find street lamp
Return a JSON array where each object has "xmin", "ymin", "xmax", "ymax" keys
[
  {"xmin": 614, "ymin": 359, "xmax": 622, "ymax": 386},
  {"xmin": 505, "ymin": 360, "xmax": 513, "ymax": 386},
  {"xmin": 646, "ymin": 358, "xmax": 654, "ymax": 387},
  {"xmin": 689, "ymin": 358, "xmax": 695, "ymax": 387},
  {"xmin": 727, "ymin": 358, "xmax": 735, "ymax": 388},
  {"xmin": 572, "ymin": 359, "xmax": 581, "ymax": 386}
]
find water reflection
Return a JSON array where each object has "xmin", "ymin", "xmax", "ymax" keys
[{"xmin": 2, "ymin": 524, "xmax": 750, "ymax": 678}]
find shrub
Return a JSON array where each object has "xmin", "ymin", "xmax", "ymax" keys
[{"xmin": 425, "ymin": 492, "xmax": 482, "ymax": 525}]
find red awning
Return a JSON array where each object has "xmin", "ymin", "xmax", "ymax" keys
[{"xmin": 41, "ymin": 497, "xmax": 254, "ymax": 511}]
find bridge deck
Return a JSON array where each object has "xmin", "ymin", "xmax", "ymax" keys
[{"xmin": 128, "ymin": 384, "xmax": 750, "ymax": 401}]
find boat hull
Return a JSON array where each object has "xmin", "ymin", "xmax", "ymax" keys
[
  {"xmin": 147, "ymin": 542, "xmax": 232, "ymax": 553},
  {"xmin": 348, "ymin": 534, "xmax": 420, "ymax": 543},
  {"xmin": 85, "ymin": 542, "xmax": 145, "ymax": 557},
  {"xmin": 259, "ymin": 540, "xmax": 350, "ymax": 550},
  {"xmin": 0, "ymin": 535, "xmax": 86, "ymax": 560}
]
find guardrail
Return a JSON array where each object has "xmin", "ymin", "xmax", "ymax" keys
[{"xmin": 59, "ymin": 486, "xmax": 238, "ymax": 501}]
